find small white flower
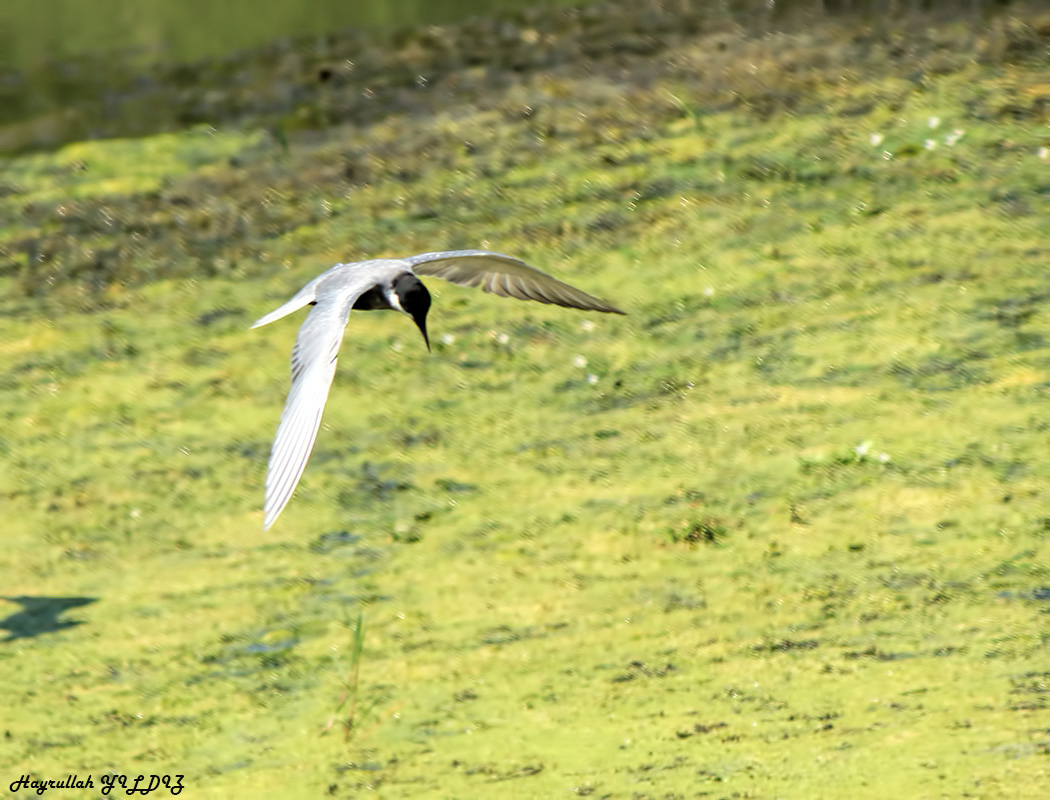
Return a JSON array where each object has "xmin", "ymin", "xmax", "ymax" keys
[
  {"xmin": 391, "ymin": 340, "xmax": 403, "ymax": 352},
  {"xmin": 573, "ymin": 355, "xmax": 587, "ymax": 368},
  {"xmin": 924, "ymin": 139, "xmax": 937, "ymax": 151},
  {"xmin": 855, "ymin": 441, "xmax": 872, "ymax": 457},
  {"xmin": 1039, "ymin": 147, "xmax": 1049, "ymax": 160},
  {"xmin": 130, "ymin": 508, "xmax": 141, "ymax": 520},
  {"xmin": 870, "ymin": 133, "xmax": 884, "ymax": 147},
  {"xmin": 878, "ymin": 452, "xmax": 891, "ymax": 464},
  {"xmin": 497, "ymin": 332, "xmax": 509, "ymax": 345},
  {"xmin": 882, "ymin": 151, "xmax": 893, "ymax": 161},
  {"xmin": 440, "ymin": 333, "xmax": 455, "ymax": 345},
  {"xmin": 579, "ymin": 319, "xmax": 596, "ymax": 332},
  {"xmin": 587, "ymin": 374, "xmax": 599, "ymax": 385},
  {"xmin": 945, "ymin": 129, "xmax": 964, "ymax": 146},
  {"xmin": 928, "ymin": 116, "xmax": 941, "ymax": 129},
  {"xmin": 703, "ymin": 286, "xmax": 715, "ymax": 297}
]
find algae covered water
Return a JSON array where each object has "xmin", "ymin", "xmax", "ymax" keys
[{"xmin": 1, "ymin": 1, "xmax": 1048, "ymax": 796}]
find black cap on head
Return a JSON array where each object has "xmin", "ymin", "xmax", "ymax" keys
[{"xmin": 393, "ymin": 273, "xmax": 431, "ymax": 351}]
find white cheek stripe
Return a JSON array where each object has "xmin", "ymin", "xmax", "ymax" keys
[{"xmin": 386, "ymin": 285, "xmax": 405, "ymax": 312}]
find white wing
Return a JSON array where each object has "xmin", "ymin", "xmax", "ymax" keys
[
  {"xmin": 406, "ymin": 250, "xmax": 625, "ymax": 314},
  {"xmin": 263, "ymin": 301, "xmax": 345, "ymax": 529},
  {"xmin": 258, "ymin": 268, "xmax": 372, "ymax": 529}
]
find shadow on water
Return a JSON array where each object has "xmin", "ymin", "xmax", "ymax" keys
[{"xmin": 0, "ymin": 595, "xmax": 98, "ymax": 642}]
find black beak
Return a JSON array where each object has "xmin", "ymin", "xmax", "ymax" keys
[{"xmin": 413, "ymin": 313, "xmax": 430, "ymax": 352}]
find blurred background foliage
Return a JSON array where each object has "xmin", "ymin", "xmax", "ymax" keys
[{"xmin": 1, "ymin": 0, "xmax": 1042, "ymax": 154}]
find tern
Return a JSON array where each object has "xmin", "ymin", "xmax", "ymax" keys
[{"xmin": 252, "ymin": 249, "xmax": 624, "ymax": 529}]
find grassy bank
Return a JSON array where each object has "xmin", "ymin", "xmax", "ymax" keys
[{"xmin": 1, "ymin": 5, "xmax": 1048, "ymax": 797}]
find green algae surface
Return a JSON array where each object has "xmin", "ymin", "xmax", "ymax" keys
[{"xmin": 1, "ymin": 7, "xmax": 1049, "ymax": 798}]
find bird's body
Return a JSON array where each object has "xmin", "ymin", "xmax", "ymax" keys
[{"xmin": 253, "ymin": 250, "xmax": 624, "ymax": 529}]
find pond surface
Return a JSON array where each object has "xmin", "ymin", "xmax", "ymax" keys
[{"xmin": 4, "ymin": 0, "xmax": 574, "ymax": 71}]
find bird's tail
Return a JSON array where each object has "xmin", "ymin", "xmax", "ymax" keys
[{"xmin": 251, "ymin": 282, "xmax": 318, "ymax": 328}]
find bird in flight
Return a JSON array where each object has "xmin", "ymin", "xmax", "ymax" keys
[{"xmin": 253, "ymin": 250, "xmax": 624, "ymax": 529}]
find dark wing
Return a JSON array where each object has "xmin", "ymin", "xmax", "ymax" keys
[{"xmin": 406, "ymin": 250, "xmax": 625, "ymax": 314}]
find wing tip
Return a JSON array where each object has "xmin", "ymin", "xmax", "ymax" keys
[
  {"xmin": 579, "ymin": 297, "xmax": 626, "ymax": 315},
  {"xmin": 262, "ymin": 497, "xmax": 287, "ymax": 530},
  {"xmin": 262, "ymin": 504, "xmax": 277, "ymax": 530}
]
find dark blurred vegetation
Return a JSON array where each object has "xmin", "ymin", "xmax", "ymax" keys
[
  {"xmin": 1, "ymin": 0, "xmax": 1047, "ymax": 306},
  {"xmin": 0, "ymin": 0, "xmax": 1042, "ymax": 154}
]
